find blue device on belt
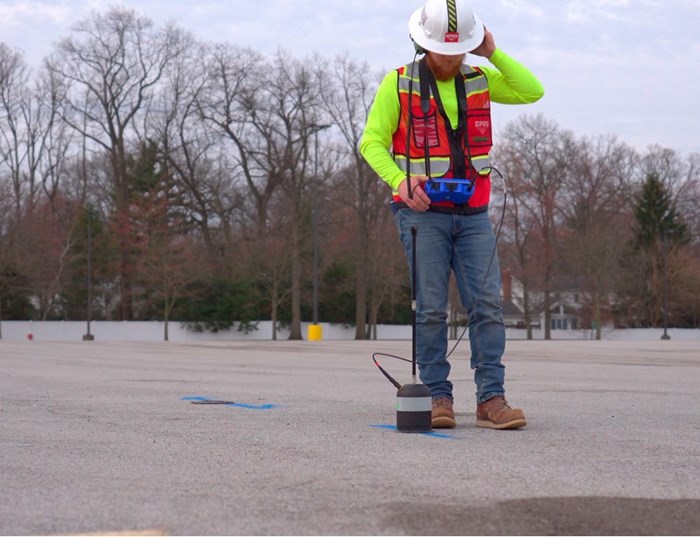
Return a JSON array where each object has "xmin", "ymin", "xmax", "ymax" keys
[{"xmin": 425, "ymin": 178, "xmax": 475, "ymax": 205}]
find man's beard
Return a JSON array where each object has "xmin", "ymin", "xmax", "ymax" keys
[{"xmin": 427, "ymin": 56, "xmax": 464, "ymax": 81}]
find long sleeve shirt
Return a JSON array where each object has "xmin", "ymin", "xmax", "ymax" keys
[{"xmin": 359, "ymin": 48, "xmax": 544, "ymax": 192}]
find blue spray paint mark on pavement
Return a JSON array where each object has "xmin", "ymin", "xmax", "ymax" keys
[
  {"xmin": 226, "ymin": 402, "xmax": 278, "ymax": 410},
  {"xmin": 181, "ymin": 396, "xmax": 279, "ymax": 410},
  {"xmin": 369, "ymin": 424, "xmax": 454, "ymax": 439}
]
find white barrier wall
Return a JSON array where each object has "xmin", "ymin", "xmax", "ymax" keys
[
  {"xmin": 1, "ymin": 320, "xmax": 698, "ymax": 342},
  {"xmin": 0, "ymin": 321, "xmax": 411, "ymax": 342}
]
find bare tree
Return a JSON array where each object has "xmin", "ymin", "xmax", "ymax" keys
[
  {"xmin": 204, "ymin": 48, "xmax": 327, "ymax": 339},
  {"xmin": 0, "ymin": 175, "xmax": 17, "ymax": 334},
  {"xmin": 499, "ymin": 114, "xmax": 575, "ymax": 339},
  {"xmin": 14, "ymin": 195, "xmax": 81, "ymax": 319},
  {"xmin": 199, "ymin": 45, "xmax": 298, "ymax": 337},
  {"xmin": 35, "ymin": 65, "xmax": 75, "ymax": 208},
  {"xmin": 0, "ymin": 45, "xmax": 80, "ymax": 323},
  {"xmin": 318, "ymin": 54, "xmax": 385, "ymax": 339},
  {"xmin": 558, "ymin": 135, "xmax": 637, "ymax": 338},
  {"xmin": 0, "ymin": 44, "xmax": 45, "ymax": 218},
  {"xmin": 248, "ymin": 197, "xmax": 294, "ymax": 340},
  {"xmin": 46, "ymin": 7, "xmax": 187, "ymax": 319},
  {"xmin": 495, "ymin": 172, "xmax": 540, "ymax": 339},
  {"xmin": 144, "ymin": 37, "xmax": 238, "ymax": 259},
  {"xmin": 366, "ymin": 208, "xmax": 407, "ymax": 338},
  {"xmin": 198, "ymin": 44, "xmax": 270, "ymax": 234},
  {"xmin": 132, "ymin": 178, "xmax": 210, "ymax": 340},
  {"xmin": 264, "ymin": 53, "xmax": 326, "ymax": 340}
]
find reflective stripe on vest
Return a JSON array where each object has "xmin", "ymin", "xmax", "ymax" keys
[
  {"xmin": 394, "ymin": 154, "xmax": 492, "ymax": 175},
  {"xmin": 392, "ymin": 61, "xmax": 493, "ymax": 208}
]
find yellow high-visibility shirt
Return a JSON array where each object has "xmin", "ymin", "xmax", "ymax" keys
[{"xmin": 360, "ymin": 48, "xmax": 544, "ymax": 193}]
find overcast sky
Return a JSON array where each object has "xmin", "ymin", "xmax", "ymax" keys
[{"xmin": 1, "ymin": 0, "xmax": 698, "ymax": 156}]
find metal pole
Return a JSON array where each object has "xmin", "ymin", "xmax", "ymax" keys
[
  {"xmin": 312, "ymin": 127, "xmax": 319, "ymax": 326},
  {"xmin": 661, "ymin": 230, "xmax": 670, "ymax": 340},
  {"xmin": 308, "ymin": 124, "xmax": 330, "ymax": 341},
  {"xmin": 83, "ymin": 207, "xmax": 94, "ymax": 341}
]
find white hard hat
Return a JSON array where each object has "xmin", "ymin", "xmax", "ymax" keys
[{"xmin": 409, "ymin": 0, "xmax": 484, "ymax": 55}]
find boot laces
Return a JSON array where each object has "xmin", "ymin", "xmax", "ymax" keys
[{"xmin": 433, "ymin": 397, "xmax": 452, "ymax": 408}]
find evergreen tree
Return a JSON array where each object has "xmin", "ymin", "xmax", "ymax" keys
[
  {"xmin": 615, "ymin": 173, "xmax": 689, "ymax": 327},
  {"xmin": 633, "ymin": 173, "xmax": 687, "ymax": 249}
]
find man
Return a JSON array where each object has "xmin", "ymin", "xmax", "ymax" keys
[{"xmin": 360, "ymin": 0, "xmax": 543, "ymax": 429}]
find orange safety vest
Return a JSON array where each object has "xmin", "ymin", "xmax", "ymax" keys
[{"xmin": 392, "ymin": 59, "xmax": 493, "ymax": 212}]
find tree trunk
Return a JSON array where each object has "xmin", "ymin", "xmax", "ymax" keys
[
  {"xmin": 354, "ymin": 263, "xmax": 367, "ymax": 340},
  {"xmin": 271, "ymin": 280, "xmax": 278, "ymax": 341},
  {"xmin": 543, "ymin": 288, "xmax": 552, "ymax": 340},
  {"xmin": 522, "ymin": 285, "xmax": 533, "ymax": 340},
  {"xmin": 594, "ymin": 290, "xmax": 602, "ymax": 340},
  {"xmin": 289, "ymin": 219, "xmax": 302, "ymax": 340}
]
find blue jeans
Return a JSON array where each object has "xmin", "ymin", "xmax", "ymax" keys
[{"xmin": 393, "ymin": 208, "xmax": 506, "ymax": 405}]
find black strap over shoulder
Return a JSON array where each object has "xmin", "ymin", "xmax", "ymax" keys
[
  {"xmin": 418, "ymin": 58, "xmax": 432, "ymax": 179},
  {"xmin": 417, "ymin": 66, "xmax": 468, "ymax": 180},
  {"xmin": 418, "ymin": 58, "xmax": 431, "ymax": 115},
  {"xmin": 405, "ymin": 61, "xmax": 418, "ymax": 198}
]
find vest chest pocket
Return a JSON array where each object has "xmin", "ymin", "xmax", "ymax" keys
[
  {"xmin": 411, "ymin": 105, "xmax": 440, "ymax": 150},
  {"xmin": 466, "ymin": 109, "xmax": 492, "ymax": 148}
]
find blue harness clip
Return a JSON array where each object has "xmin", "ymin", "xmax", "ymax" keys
[{"xmin": 425, "ymin": 178, "xmax": 475, "ymax": 205}]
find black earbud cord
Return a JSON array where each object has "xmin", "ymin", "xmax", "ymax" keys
[
  {"xmin": 372, "ymin": 166, "xmax": 508, "ymax": 389},
  {"xmin": 374, "ymin": 43, "xmax": 509, "ymax": 388}
]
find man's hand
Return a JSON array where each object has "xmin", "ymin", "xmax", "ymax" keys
[
  {"xmin": 398, "ymin": 176, "xmax": 431, "ymax": 212},
  {"xmin": 470, "ymin": 26, "xmax": 496, "ymax": 59}
]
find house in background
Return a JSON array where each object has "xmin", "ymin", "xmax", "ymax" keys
[
  {"xmin": 448, "ymin": 268, "xmax": 606, "ymax": 334},
  {"xmin": 500, "ymin": 268, "xmax": 534, "ymax": 329},
  {"xmin": 501, "ymin": 268, "xmax": 591, "ymax": 332}
]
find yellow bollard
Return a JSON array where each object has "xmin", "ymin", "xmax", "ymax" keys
[{"xmin": 307, "ymin": 324, "xmax": 323, "ymax": 341}]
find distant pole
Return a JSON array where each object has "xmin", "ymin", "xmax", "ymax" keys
[
  {"xmin": 308, "ymin": 123, "xmax": 331, "ymax": 341},
  {"xmin": 661, "ymin": 230, "xmax": 671, "ymax": 340},
  {"xmin": 83, "ymin": 207, "xmax": 94, "ymax": 341},
  {"xmin": 312, "ymin": 127, "xmax": 320, "ymax": 326}
]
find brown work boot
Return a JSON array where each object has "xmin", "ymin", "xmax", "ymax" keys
[
  {"xmin": 476, "ymin": 396, "xmax": 526, "ymax": 430},
  {"xmin": 432, "ymin": 397, "xmax": 456, "ymax": 429}
]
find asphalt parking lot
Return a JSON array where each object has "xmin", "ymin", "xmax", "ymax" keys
[{"xmin": 1, "ymin": 339, "xmax": 699, "ymax": 535}]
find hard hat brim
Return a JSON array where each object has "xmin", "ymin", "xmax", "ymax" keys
[{"xmin": 409, "ymin": 6, "xmax": 485, "ymax": 55}]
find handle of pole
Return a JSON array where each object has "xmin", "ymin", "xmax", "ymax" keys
[{"xmin": 411, "ymin": 226, "xmax": 418, "ymax": 382}]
